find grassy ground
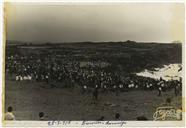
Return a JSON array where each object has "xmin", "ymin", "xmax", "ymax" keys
[{"xmin": 5, "ymin": 80, "xmax": 182, "ymax": 121}]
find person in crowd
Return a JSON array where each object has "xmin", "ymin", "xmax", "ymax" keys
[
  {"xmin": 136, "ymin": 116, "xmax": 148, "ymax": 120},
  {"xmin": 39, "ymin": 112, "xmax": 45, "ymax": 120},
  {"xmin": 115, "ymin": 113, "xmax": 121, "ymax": 120},
  {"xmin": 165, "ymin": 98, "xmax": 172, "ymax": 106},
  {"xmin": 97, "ymin": 116, "xmax": 104, "ymax": 121},
  {"xmin": 82, "ymin": 85, "xmax": 87, "ymax": 94},
  {"xmin": 92, "ymin": 87, "xmax": 99, "ymax": 103},
  {"xmin": 158, "ymin": 87, "xmax": 162, "ymax": 96},
  {"xmin": 174, "ymin": 84, "xmax": 180, "ymax": 96},
  {"xmin": 4, "ymin": 106, "xmax": 15, "ymax": 120}
]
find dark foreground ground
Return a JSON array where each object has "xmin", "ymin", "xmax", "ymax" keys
[{"xmin": 5, "ymin": 80, "xmax": 182, "ymax": 120}]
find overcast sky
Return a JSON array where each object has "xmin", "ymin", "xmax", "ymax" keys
[{"xmin": 6, "ymin": 3, "xmax": 184, "ymax": 43}]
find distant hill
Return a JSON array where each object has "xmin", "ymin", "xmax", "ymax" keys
[{"xmin": 6, "ymin": 40, "xmax": 182, "ymax": 46}]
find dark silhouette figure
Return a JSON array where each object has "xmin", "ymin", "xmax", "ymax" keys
[
  {"xmin": 5, "ymin": 106, "xmax": 15, "ymax": 120},
  {"xmin": 39, "ymin": 112, "xmax": 45, "ymax": 120},
  {"xmin": 93, "ymin": 88, "xmax": 98, "ymax": 100},
  {"xmin": 115, "ymin": 113, "xmax": 121, "ymax": 120},
  {"xmin": 97, "ymin": 116, "xmax": 104, "ymax": 121},
  {"xmin": 174, "ymin": 85, "xmax": 180, "ymax": 96},
  {"xmin": 158, "ymin": 87, "xmax": 162, "ymax": 96},
  {"xmin": 8, "ymin": 106, "xmax": 13, "ymax": 112},
  {"xmin": 166, "ymin": 98, "xmax": 172, "ymax": 105},
  {"xmin": 136, "ymin": 116, "xmax": 148, "ymax": 120}
]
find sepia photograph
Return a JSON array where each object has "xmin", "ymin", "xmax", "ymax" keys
[{"xmin": 2, "ymin": 1, "xmax": 185, "ymax": 127}]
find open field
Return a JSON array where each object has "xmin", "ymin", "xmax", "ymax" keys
[{"xmin": 5, "ymin": 80, "xmax": 182, "ymax": 120}]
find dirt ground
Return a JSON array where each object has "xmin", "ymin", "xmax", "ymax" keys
[{"xmin": 4, "ymin": 80, "xmax": 182, "ymax": 121}]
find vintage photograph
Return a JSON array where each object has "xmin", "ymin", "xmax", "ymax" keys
[{"xmin": 3, "ymin": 2, "xmax": 184, "ymax": 124}]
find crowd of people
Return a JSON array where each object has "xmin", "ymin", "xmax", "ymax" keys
[
  {"xmin": 5, "ymin": 51, "xmax": 182, "ymax": 121},
  {"xmin": 6, "ymin": 53, "xmax": 182, "ymax": 97}
]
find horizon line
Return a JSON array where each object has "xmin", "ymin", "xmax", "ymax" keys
[{"xmin": 6, "ymin": 40, "xmax": 182, "ymax": 44}]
